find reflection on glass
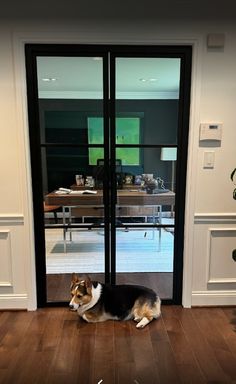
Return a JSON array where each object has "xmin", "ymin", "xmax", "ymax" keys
[
  {"xmin": 115, "ymin": 57, "xmax": 180, "ymax": 145},
  {"xmin": 116, "ymin": 147, "xmax": 177, "ymax": 193},
  {"xmin": 37, "ymin": 56, "xmax": 104, "ymax": 144}
]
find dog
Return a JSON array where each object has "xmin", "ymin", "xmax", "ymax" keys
[{"xmin": 69, "ymin": 274, "xmax": 161, "ymax": 328}]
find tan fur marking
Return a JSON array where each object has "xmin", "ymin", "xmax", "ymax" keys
[
  {"xmin": 132, "ymin": 298, "xmax": 161, "ymax": 328},
  {"xmin": 134, "ymin": 302, "xmax": 154, "ymax": 320}
]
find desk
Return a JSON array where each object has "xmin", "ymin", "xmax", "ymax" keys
[
  {"xmin": 45, "ymin": 190, "xmax": 175, "ymax": 252},
  {"xmin": 45, "ymin": 189, "xmax": 175, "ymax": 237},
  {"xmin": 45, "ymin": 190, "xmax": 175, "ymax": 224},
  {"xmin": 45, "ymin": 189, "xmax": 175, "ymax": 207}
]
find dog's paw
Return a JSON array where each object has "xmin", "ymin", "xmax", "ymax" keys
[{"xmin": 136, "ymin": 317, "xmax": 150, "ymax": 328}]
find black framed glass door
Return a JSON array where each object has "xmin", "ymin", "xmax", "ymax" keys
[
  {"xmin": 25, "ymin": 44, "xmax": 191, "ymax": 306},
  {"xmin": 109, "ymin": 50, "xmax": 191, "ymax": 304}
]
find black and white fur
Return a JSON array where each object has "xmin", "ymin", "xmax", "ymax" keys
[{"xmin": 69, "ymin": 274, "xmax": 161, "ymax": 328}]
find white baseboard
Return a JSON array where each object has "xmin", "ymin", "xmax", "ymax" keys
[
  {"xmin": 0, "ymin": 294, "xmax": 29, "ymax": 310},
  {"xmin": 192, "ymin": 290, "xmax": 236, "ymax": 306}
]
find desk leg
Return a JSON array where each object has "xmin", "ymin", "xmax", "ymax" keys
[
  {"xmin": 152, "ymin": 205, "xmax": 162, "ymax": 248},
  {"xmin": 62, "ymin": 206, "xmax": 67, "ymax": 253},
  {"xmin": 68, "ymin": 207, "xmax": 72, "ymax": 242},
  {"xmin": 158, "ymin": 205, "xmax": 162, "ymax": 247}
]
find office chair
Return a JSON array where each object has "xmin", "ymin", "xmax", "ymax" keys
[{"xmin": 44, "ymin": 201, "xmax": 61, "ymax": 224}]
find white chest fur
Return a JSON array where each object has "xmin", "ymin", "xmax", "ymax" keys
[{"xmin": 77, "ymin": 283, "xmax": 102, "ymax": 316}]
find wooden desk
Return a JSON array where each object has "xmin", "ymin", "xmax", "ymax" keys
[
  {"xmin": 45, "ymin": 190, "xmax": 175, "ymax": 207},
  {"xmin": 45, "ymin": 190, "xmax": 175, "ymax": 252},
  {"xmin": 45, "ymin": 189, "xmax": 175, "ymax": 226}
]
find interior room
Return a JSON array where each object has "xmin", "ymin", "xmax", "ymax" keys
[
  {"xmin": 37, "ymin": 56, "xmax": 180, "ymax": 302},
  {"xmin": 0, "ymin": 0, "xmax": 236, "ymax": 382}
]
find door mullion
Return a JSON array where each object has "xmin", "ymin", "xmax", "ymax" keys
[
  {"xmin": 109, "ymin": 53, "xmax": 117, "ymax": 285},
  {"xmin": 103, "ymin": 53, "xmax": 111, "ymax": 284}
]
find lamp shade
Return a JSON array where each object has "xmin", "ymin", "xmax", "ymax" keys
[{"xmin": 160, "ymin": 147, "xmax": 177, "ymax": 161}]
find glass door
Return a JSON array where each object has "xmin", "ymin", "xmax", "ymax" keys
[
  {"xmin": 109, "ymin": 51, "xmax": 191, "ymax": 303},
  {"xmin": 25, "ymin": 44, "xmax": 191, "ymax": 306},
  {"xmin": 26, "ymin": 47, "xmax": 111, "ymax": 305}
]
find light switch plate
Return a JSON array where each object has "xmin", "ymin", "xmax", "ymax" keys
[{"xmin": 203, "ymin": 151, "xmax": 215, "ymax": 168}]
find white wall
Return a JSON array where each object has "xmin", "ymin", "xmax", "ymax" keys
[{"xmin": 0, "ymin": 13, "xmax": 235, "ymax": 309}]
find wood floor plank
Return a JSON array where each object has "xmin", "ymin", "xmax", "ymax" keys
[
  {"xmin": 150, "ymin": 312, "xmax": 182, "ymax": 383},
  {"xmin": 162, "ymin": 306, "xmax": 206, "ymax": 383},
  {"xmin": 215, "ymin": 308, "xmax": 236, "ymax": 356},
  {"xmin": 177, "ymin": 307, "xmax": 230, "ymax": 383},
  {"xmin": 191, "ymin": 307, "xmax": 236, "ymax": 381},
  {"xmin": 0, "ymin": 311, "xmax": 49, "ymax": 384},
  {"xmin": 92, "ymin": 321, "xmax": 115, "ymax": 384},
  {"xmin": 129, "ymin": 321, "xmax": 160, "ymax": 384}
]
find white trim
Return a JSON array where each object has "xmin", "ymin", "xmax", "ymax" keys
[
  {"xmin": 12, "ymin": 33, "xmax": 37, "ymax": 311},
  {"xmin": 0, "ymin": 294, "xmax": 29, "ymax": 309},
  {"xmin": 194, "ymin": 213, "xmax": 236, "ymax": 224},
  {"xmin": 182, "ymin": 37, "xmax": 203, "ymax": 308},
  {"xmin": 208, "ymin": 278, "xmax": 236, "ymax": 283},
  {"xmin": 207, "ymin": 227, "xmax": 236, "ymax": 284},
  {"xmin": 0, "ymin": 230, "xmax": 13, "ymax": 287},
  {"xmin": 0, "ymin": 214, "xmax": 24, "ymax": 225},
  {"xmin": 192, "ymin": 290, "xmax": 236, "ymax": 306}
]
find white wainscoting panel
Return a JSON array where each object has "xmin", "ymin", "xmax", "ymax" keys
[
  {"xmin": 192, "ymin": 213, "xmax": 236, "ymax": 306},
  {"xmin": 207, "ymin": 228, "xmax": 236, "ymax": 284},
  {"xmin": 0, "ymin": 230, "xmax": 13, "ymax": 287}
]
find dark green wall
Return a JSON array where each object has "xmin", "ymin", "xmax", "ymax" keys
[{"xmin": 39, "ymin": 99, "xmax": 178, "ymax": 192}]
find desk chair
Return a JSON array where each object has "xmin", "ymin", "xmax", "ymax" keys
[{"xmin": 44, "ymin": 202, "xmax": 61, "ymax": 224}]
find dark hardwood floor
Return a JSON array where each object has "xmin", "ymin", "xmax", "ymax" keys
[
  {"xmin": 0, "ymin": 306, "xmax": 236, "ymax": 383},
  {"xmin": 46, "ymin": 272, "xmax": 173, "ymax": 302}
]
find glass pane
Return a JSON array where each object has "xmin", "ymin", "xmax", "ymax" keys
[
  {"xmin": 42, "ymin": 147, "xmax": 105, "ymax": 303},
  {"xmin": 115, "ymin": 228, "xmax": 174, "ymax": 300},
  {"xmin": 116, "ymin": 147, "xmax": 177, "ymax": 194},
  {"xmin": 115, "ymin": 148, "xmax": 175, "ymax": 300},
  {"xmin": 37, "ymin": 56, "xmax": 105, "ymax": 302},
  {"xmin": 114, "ymin": 61, "xmax": 177, "ymax": 299},
  {"xmin": 37, "ymin": 56, "xmax": 104, "ymax": 144},
  {"xmin": 41, "ymin": 147, "xmax": 104, "ymax": 193},
  {"xmin": 115, "ymin": 57, "xmax": 180, "ymax": 145}
]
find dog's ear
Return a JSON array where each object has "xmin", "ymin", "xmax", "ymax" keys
[
  {"xmin": 85, "ymin": 275, "xmax": 92, "ymax": 289},
  {"xmin": 71, "ymin": 273, "xmax": 79, "ymax": 283}
]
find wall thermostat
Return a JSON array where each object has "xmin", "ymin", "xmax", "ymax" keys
[{"xmin": 199, "ymin": 123, "xmax": 222, "ymax": 141}]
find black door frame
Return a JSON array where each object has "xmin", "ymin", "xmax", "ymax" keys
[{"xmin": 25, "ymin": 44, "xmax": 192, "ymax": 307}]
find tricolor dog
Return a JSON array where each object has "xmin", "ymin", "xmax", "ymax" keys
[{"xmin": 69, "ymin": 274, "xmax": 161, "ymax": 328}]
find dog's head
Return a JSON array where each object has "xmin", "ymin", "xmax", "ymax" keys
[{"xmin": 69, "ymin": 273, "xmax": 93, "ymax": 311}]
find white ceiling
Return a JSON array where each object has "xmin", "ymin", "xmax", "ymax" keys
[{"xmin": 37, "ymin": 56, "xmax": 181, "ymax": 99}]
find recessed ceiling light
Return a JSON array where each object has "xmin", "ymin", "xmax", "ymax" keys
[
  {"xmin": 42, "ymin": 77, "xmax": 57, "ymax": 82},
  {"xmin": 139, "ymin": 78, "xmax": 157, "ymax": 82}
]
